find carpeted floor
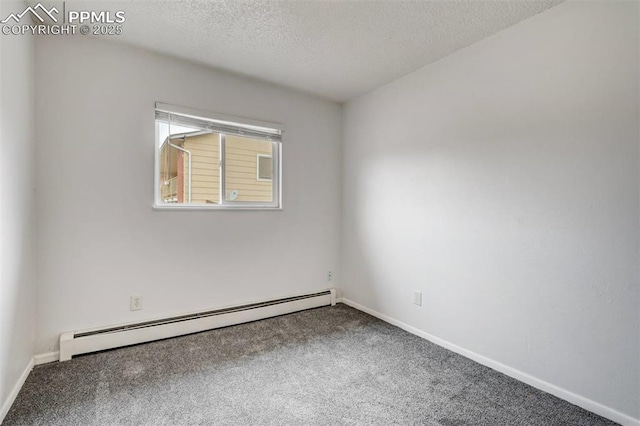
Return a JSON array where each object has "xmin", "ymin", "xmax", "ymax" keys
[{"xmin": 4, "ymin": 304, "xmax": 617, "ymax": 425}]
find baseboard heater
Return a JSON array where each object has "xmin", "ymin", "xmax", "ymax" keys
[{"xmin": 59, "ymin": 289, "xmax": 336, "ymax": 361}]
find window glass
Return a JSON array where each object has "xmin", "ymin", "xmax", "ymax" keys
[{"xmin": 155, "ymin": 106, "xmax": 281, "ymax": 209}]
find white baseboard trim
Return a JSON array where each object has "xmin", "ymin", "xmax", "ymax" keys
[
  {"xmin": 0, "ymin": 357, "xmax": 34, "ymax": 424},
  {"xmin": 34, "ymin": 351, "xmax": 59, "ymax": 365},
  {"xmin": 338, "ymin": 297, "xmax": 640, "ymax": 426}
]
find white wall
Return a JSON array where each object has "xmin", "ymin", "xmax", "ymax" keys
[
  {"xmin": 0, "ymin": 0, "xmax": 37, "ymax": 418},
  {"xmin": 342, "ymin": 1, "xmax": 639, "ymax": 422},
  {"xmin": 35, "ymin": 36, "xmax": 342, "ymax": 353}
]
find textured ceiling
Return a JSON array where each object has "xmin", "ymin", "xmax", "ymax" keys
[{"xmin": 34, "ymin": 0, "xmax": 563, "ymax": 102}]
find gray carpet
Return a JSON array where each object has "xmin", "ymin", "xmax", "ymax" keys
[{"xmin": 4, "ymin": 304, "xmax": 617, "ymax": 425}]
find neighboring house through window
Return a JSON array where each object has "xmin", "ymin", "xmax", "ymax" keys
[{"xmin": 155, "ymin": 103, "xmax": 282, "ymax": 209}]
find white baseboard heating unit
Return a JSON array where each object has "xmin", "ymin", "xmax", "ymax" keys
[{"xmin": 59, "ymin": 289, "xmax": 336, "ymax": 361}]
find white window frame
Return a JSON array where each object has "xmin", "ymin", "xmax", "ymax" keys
[
  {"xmin": 256, "ymin": 154, "xmax": 273, "ymax": 182},
  {"xmin": 154, "ymin": 102, "xmax": 283, "ymax": 210}
]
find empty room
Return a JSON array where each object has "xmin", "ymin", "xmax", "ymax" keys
[{"xmin": 0, "ymin": 0, "xmax": 638, "ymax": 424}]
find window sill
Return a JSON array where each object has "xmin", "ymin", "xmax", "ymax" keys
[{"xmin": 152, "ymin": 203, "xmax": 282, "ymax": 211}]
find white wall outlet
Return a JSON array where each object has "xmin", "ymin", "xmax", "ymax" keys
[
  {"xmin": 413, "ymin": 291, "xmax": 422, "ymax": 306},
  {"xmin": 130, "ymin": 295, "xmax": 143, "ymax": 311},
  {"xmin": 327, "ymin": 270, "xmax": 333, "ymax": 282}
]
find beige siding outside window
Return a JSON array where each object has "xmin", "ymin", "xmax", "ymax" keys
[{"xmin": 225, "ymin": 136, "xmax": 273, "ymax": 203}]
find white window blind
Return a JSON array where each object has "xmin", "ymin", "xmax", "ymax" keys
[{"xmin": 155, "ymin": 103, "xmax": 282, "ymax": 142}]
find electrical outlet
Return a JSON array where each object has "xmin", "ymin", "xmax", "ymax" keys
[
  {"xmin": 130, "ymin": 295, "xmax": 143, "ymax": 311},
  {"xmin": 413, "ymin": 291, "xmax": 422, "ymax": 306},
  {"xmin": 327, "ymin": 270, "xmax": 333, "ymax": 282}
]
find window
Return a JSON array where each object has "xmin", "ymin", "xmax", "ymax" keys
[
  {"xmin": 257, "ymin": 155, "xmax": 272, "ymax": 181},
  {"xmin": 154, "ymin": 103, "xmax": 282, "ymax": 209}
]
